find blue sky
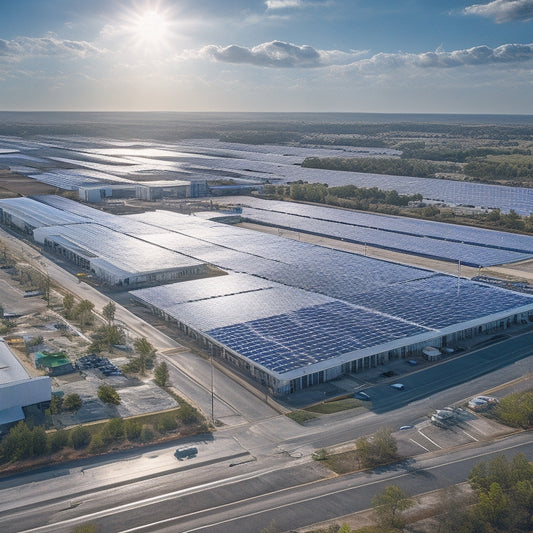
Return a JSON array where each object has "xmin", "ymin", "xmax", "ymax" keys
[{"xmin": 1, "ymin": 0, "xmax": 532, "ymax": 113}]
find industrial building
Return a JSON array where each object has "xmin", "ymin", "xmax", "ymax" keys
[
  {"xmin": 135, "ymin": 180, "xmax": 207, "ymax": 201},
  {"xmin": 0, "ymin": 338, "xmax": 51, "ymax": 434},
  {"xmin": 131, "ymin": 271, "xmax": 533, "ymax": 395},
  {"xmin": 33, "ymin": 223, "xmax": 208, "ymax": 287},
  {"xmin": 3, "ymin": 195, "xmax": 532, "ymax": 395}
]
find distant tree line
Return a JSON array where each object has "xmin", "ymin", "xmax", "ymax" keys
[
  {"xmin": 301, "ymin": 156, "xmax": 456, "ymax": 179},
  {"xmin": 464, "ymin": 159, "xmax": 533, "ymax": 183},
  {"xmin": 263, "ymin": 182, "xmax": 422, "ymax": 211},
  {"xmin": 399, "ymin": 141, "xmax": 529, "ymax": 160}
]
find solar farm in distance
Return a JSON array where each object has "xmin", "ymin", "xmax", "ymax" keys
[{"xmin": 2, "ymin": 128, "xmax": 533, "ymax": 395}]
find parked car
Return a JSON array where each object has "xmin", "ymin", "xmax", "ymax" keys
[
  {"xmin": 390, "ymin": 383, "xmax": 405, "ymax": 391},
  {"xmin": 354, "ymin": 391, "xmax": 371, "ymax": 401}
]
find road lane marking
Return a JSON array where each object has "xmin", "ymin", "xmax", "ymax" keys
[
  {"xmin": 409, "ymin": 438, "xmax": 430, "ymax": 452},
  {"xmin": 417, "ymin": 430, "xmax": 442, "ymax": 449}
]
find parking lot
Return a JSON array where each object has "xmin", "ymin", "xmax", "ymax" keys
[{"xmin": 395, "ymin": 407, "xmax": 512, "ymax": 456}]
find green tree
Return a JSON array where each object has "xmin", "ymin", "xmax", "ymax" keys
[
  {"xmin": 90, "ymin": 325, "xmax": 125, "ymax": 352},
  {"xmin": 63, "ymin": 393, "xmax": 82, "ymax": 412},
  {"xmin": 124, "ymin": 420, "xmax": 142, "ymax": 441},
  {"xmin": 98, "ymin": 384, "xmax": 121, "ymax": 405},
  {"xmin": 49, "ymin": 394, "xmax": 64, "ymax": 414},
  {"xmin": 63, "ymin": 293, "xmax": 75, "ymax": 318},
  {"xmin": 75, "ymin": 299, "xmax": 95, "ymax": 331},
  {"xmin": 355, "ymin": 426, "xmax": 398, "ymax": 468},
  {"xmin": 49, "ymin": 430, "xmax": 69, "ymax": 453},
  {"xmin": 495, "ymin": 391, "xmax": 533, "ymax": 428},
  {"xmin": 0, "ymin": 421, "xmax": 34, "ymax": 461},
  {"xmin": 133, "ymin": 337, "xmax": 156, "ymax": 375},
  {"xmin": 102, "ymin": 301, "xmax": 116, "ymax": 325},
  {"xmin": 154, "ymin": 361, "xmax": 170, "ymax": 387},
  {"xmin": 101, "ymin": 418, "xmax": 124, "ymax": 443},
  {"xmin": 178, "ymin": 402, "xmax": 200, "ymax": 424},
  {"xmin": 70, "ymin": 426, "xmax": 91, "ymax": 450},
  {"xmin": 371, "ymin": 485, "xmax": 414, "ymax": 530},
  {"xmin": 32, "ymin": 426, "xmax": 48, "ymax": 456}
]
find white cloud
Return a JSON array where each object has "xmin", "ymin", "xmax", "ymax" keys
[
  {"xmin": 197, "ymin": 41, "xmax": 365, "ymax": 68},
  {"xmin": 265, "ymin": 0, "xmax": 303, "ymax": 9},
  {"xmin": 463, "ymin": 0, "xmax": 533, "ymax": 22},
  {"xmin": 0, "ymin": 36, "xmax": 103, "ymax": 61},
  {"xmin": 339, "ymin": 43, "xmax": 533, "ymax": 73}
]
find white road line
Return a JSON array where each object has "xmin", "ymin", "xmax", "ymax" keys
[
  {"xmin": 417, "ymin": 430, "xmax": 442, "ymax": 449},
  {"xmin": 409, "ymin": 438, "xmax": 430, "ymax": 452},
  {"xmin": 461, "ymin": 430, "xmax": 479, "ymax": 442}
]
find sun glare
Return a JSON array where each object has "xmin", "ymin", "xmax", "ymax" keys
[{"xmin": 133, "ymin": 9, "xmax": 168, "ymax": 47}]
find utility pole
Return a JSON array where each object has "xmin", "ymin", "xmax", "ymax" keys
[{"xmin": 210, "ymin": 351, "xmax": 215, "ymax": 424}]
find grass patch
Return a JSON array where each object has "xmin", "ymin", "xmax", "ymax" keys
[
  {"xmin": 286, "ymin": 410, "xmax": 319, "ymax": 424},
  {"xmin": 323, "ymin": 449, "xmax": 360, "ymax": 474},
  {"xmin": 306, "ymin": 397, "xmax": 365, "ymax": 414}
]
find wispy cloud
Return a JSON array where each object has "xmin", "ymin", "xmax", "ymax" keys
[
  {"xmin": 265, "ymin": 0, "xmax": 303, "ymax": 8},
  {"xmin": 463, "ymin": 0, "xmax": 533, "ymax": 23},
  {"xmin": 197, "ymin": 41, "xmax": 365, "ymax": 68},
  {"xmin": 0, "ymin": 36, "xmax": 103, "ymax": 60}
]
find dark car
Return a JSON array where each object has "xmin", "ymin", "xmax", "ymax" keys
[{"xmin": 174, "ymin": 447, "xmax": 198, "ymax": 460}]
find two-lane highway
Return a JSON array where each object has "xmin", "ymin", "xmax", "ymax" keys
[{"xmin": 8, "ymin": 432, "xmax": 532, "ymax": 533}]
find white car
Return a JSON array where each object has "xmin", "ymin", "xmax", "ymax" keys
[{"xmin": 390, "ymin": 383, "xmax": 405, "ymax": 391}]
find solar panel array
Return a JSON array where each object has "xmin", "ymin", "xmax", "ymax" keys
[
  {"xmin": 33, "ymin": 223, "xmax": 203, "ymax": 275},
  {"xmin": 2, "ymin": 134, "xmax": 533, "ymax": 213},
  {"xmin": 0, "ymin": 197, "xmax": 89, "ymax": 227},
  {"xmin": 237, "ymin": 206, "xmax": 532, "ymax": 267},
  {"xmin": 206, "ymin": 301, "xmax": 428, "ymax": 374},
  {"xmin": 3, "ymin": 194, "xmax": 532, "ymax": 378},
  {"xmin": 220, "ymin": 197, "xmax": 533, "ymax": 254}
]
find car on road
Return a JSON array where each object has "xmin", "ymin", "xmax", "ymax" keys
[
  {"xmin": 174, "ymin": 447, "xmax": 198, "ymax": 460},
  {"xmin": 354, "ymin": 391, "xmax": 371, "ymax": 401},
  {"xmin": 406, "ymin": 359, "xmax": 418, "ymax": 366},
  {"xmin": 390, "ymin": 383, "xmax": 405, "ymax": 391}
]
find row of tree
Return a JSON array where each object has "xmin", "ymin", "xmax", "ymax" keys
[
  {"xmin": 263, "ymin": 183, "xmax": 422, "ymax": 209},
  {"xmin": 301, "ymin": 156, "xmax": 455, "ymax": 179},
  {"xmin": 303, "ymin": 453, "xmax": 533, "ymax": 533}
]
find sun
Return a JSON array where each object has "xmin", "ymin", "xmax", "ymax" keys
[
  {"xmin": 118, "ymin": 3, "xmax": 177, "ymax": 55},
  {"xmin": 131, "ymin": 9, "xmax": 169, "ymax": 48}
]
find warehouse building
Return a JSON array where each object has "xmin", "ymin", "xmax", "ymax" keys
[
  {"xmin": 131, "ymin": 270, "xmax": 533, "ymax": 395},
  {"xmin": 0, "ymin": 197, "xmax": 88, "ymax": 234},
  {"xmin": 33, "ymin": 223, "xmax": 209, "ymax": 287},
  {"xmin": 135, "ymin": 180, "xmax": 208, "ymax": 201},
  {"xmin": 0, "ymin": 338, "xmax": 51, "ymax": 434}
]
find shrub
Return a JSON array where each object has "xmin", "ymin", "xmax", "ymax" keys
[
  {"xmin": 89, "ymin": 433, "xmax": 107, "ymax": 453},
  {"xmin": 178, "ymin": 403, "xmax": 200, "ymax": 425},
  {"xmin": 97, "ymin": 385, "xmax": 121, "ymax": 405},
  {"xmin": 158, "ymin": 413, "xmax": 178, "ymax": 433},
  {"xmin": 71, "ymin": 426, "xmax": 91, "ymax": 450},
  {"xmin": 49, "ymin": 430, "xmax": 69, "ymax": 453},
  {"xmin": 63, "ymin": 393, "xmax": 82, "ymax": 412},
  {"xmin": 140, "ymin": 425, "xmax": 155, "ymax": 443},
  {"xmin": 101, "ymin": 418, "xmax": 124, "ymax": 443},
  {"xmin": 124, "ymin": 420, "xmax": 142, "ymax": 441}
]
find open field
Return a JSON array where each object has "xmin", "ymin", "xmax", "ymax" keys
[{"xmin": 0, "ymin": 170, "xmax": 60, "ymax": 198}]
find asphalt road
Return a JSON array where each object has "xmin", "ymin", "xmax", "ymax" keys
[
  {"xmin": 365, "ymin": 331, "xmax": 533, "ymax": 413},
  {"xmin": 6, "ymin": 431, "xmax": 531, "ymax": 533}
]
